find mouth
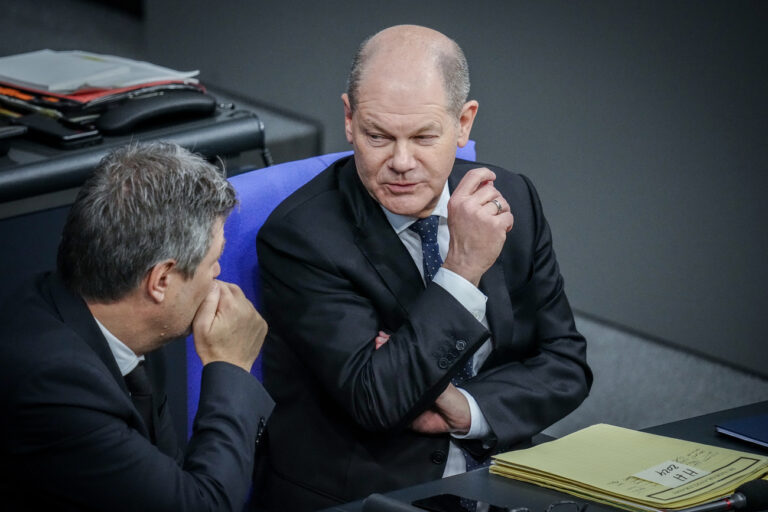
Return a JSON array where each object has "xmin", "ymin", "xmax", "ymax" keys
[{"xmin": 384, "ymin": 182, "xmax": 418, "ymax": 194}]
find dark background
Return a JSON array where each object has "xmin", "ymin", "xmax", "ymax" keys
[{"xmin": 140, "ymin": 0, "xmax": 768, "ymax": 377}]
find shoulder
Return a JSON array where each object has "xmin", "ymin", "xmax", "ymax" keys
[
  {"xmin": 258, "ymin": 156, "xmax": 359, "ymax": 248},
  {"xmin": 0, "ymin": 338, "xmax": 130, "ymax": 452},
  {"xmin": 0, "ymin": 273, "xmax": 69, "ymax": 361},
  {"xmin": 452, "ymin": 158, "xmax": 529, "ymax": 188},
  {"xmin": 264, "ymin": 155, "xmax": 351, "ymax": 224},
  {"xmin": 451, "ymin": 158, "xmax": 540, "ymax": 208},
  {"xmin": 0, "ymin": 274, "xmax": 117, "ymax": 403}
]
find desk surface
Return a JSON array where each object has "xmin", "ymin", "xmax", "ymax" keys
[
  {"xmin": 322, "ymin": 401, "xmax": 768, "ymax": 512},
  {"xmin": 643, "ymin": 400, "xmax": 767, "ymax": 451}
]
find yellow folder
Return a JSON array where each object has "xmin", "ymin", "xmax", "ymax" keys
[{"xmin": 491, "ymin": 424, "xmax": 768, "ymax": 511}]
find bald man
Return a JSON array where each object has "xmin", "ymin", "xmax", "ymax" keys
[{"xmin": 255, "ymin": 25, "xmax": 592, "ymax": 511}]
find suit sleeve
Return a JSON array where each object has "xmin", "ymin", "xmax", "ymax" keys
[
  {"xmin": 258, "ymin": 219, "xmax": 490, "ymax": 433},
  {"xmin": 460, "ymin": 173, "xmax": 592, "ymax": 455},
  {"xmin": 7, "ymin": 357, "xmax": 273, "ymax": 512}
]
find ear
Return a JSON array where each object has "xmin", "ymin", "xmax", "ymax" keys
[
  {"xmin": 341, "ymin": 93, "xmax": 354, "ymax": 144},
  {"xmin": 457, "ymin": 100, "xmax": 479, "ymax": 147},
  {"xmin": 144, "ymin": 259, "xmax": 177, "ymax": 303}
]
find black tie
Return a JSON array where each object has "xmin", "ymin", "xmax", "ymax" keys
[{"xmin": 124, "ymin": 362, "xmax": 156, "ymax": 444}]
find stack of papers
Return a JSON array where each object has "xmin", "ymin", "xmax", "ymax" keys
[
  {"xmin": 491, "ymin": 424, "xmax": 768, "ymax": 512},
  {"xmin": 0, "ymin": 50, "xmax": 198, "ymax": 93}
]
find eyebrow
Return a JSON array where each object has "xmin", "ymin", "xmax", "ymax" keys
[
  {"xmin": 363, "ymin": 119, "xmax": 442, "ymax": 135},
  {"xmin": 414, "ymin": 121, "xmax": 441, "ymax": 133},
  {"xmin": 362, "ymin": 119, "xmax": 389, "ymax": 133}
]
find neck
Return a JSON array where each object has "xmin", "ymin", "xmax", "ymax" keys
[{"xmin": 87, "ymin": 297, "xmax": 154, "ymax": 356}]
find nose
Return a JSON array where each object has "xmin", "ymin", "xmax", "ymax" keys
[
  {"xmin": 213, "ymin": 261, "xmax": 221, "ymax": 279},
  {"xmin": 389, "ymin": 140, "xmax": 416, "ymax": 173}
]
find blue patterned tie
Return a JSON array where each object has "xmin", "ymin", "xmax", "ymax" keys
[
  {"xmin": 408, "ymin": 216, "xmax": 442, "ymax": 283},
  {"xmin": 409, "ymin": 215, "xmax": 485, "ymax": 495}
]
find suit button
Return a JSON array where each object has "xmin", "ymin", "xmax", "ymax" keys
[
  {"xmin": 430, "ymin": 450, "xmax": 447, "ymax": 464},
  {"xmin": 445, "ymin": 352, "xmax": 456, "ymax": 362},
  {"xmin": 456, "ymin": 340, "xmax": 467, "ymax": 351},
  {"xmin": 255, "ymin": 417, "xmax": 266, "ymax": 444},
  {"xmin": 438, "ymin": 357, "xmax": 449, "ymax": 369}
]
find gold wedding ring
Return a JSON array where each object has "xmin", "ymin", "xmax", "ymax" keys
[{"xmin": 491, "ymin": 198, "xmax": 503, "ymax": 214}]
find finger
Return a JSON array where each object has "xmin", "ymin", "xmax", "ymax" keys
[
  {"xmin": 499, "ymin": 211, "xmax": 514, "ymax": 232},
  {"xmin": 222, "ymin": 280, "xmax": 246, "ymax": 300},
  {"xmin": 410, "ymin": 411, "xmax": 431, "ymax": 432},
  {"xmin": 452, "ymin": 167, "xmax": 496, "ymax": 197},
  {"xmin": 475, "ymin": 189, "xmax": 507, "ymax": 213},
  {"xmin": 374, "ymin": 330, "xmax": 391, "ymax": 349},
  {"xmin": 193, "ymin": 281, "xmax": 221, "ymax": 333},
  {"xmin": 222, "ymin": 280, "xmax": 241, "ymax": 298},
  {"xmin": 410, "ymin": 410, "xmax": 450, "ymax": 434},
  {"xmin": 483, "ymin": 197, "xmax": 508, "ymax": 216}
]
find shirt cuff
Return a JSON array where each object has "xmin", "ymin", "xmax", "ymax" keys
[
  {"xmin": 451, "ymin": 387, "xmax": 491, "ymax": 440},
  {"xmin": 433, "ymin": 267, "xmax": 487, "ymax": 323}
]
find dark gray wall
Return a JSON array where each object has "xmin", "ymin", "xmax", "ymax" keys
[{"xmin": 145, "ymin": 1, "xmax": 768, "ymax": 376}]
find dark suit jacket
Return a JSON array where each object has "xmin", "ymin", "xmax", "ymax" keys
[
  {"xmin": 255, "ymin": 156, "xmax": 592, "ymax": 511},
  {"xmin": 0, "ymin": 272, "xmax": 274, "ymax": 511}
]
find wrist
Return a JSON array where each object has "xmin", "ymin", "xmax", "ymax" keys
[
  {"xmin": 200, "ymin": 355, "xmax": 255, "ymax": 373},
  {"xmin": 442, "ymin": 258, "xmax": 482, "ymax": 287},
  {"xmin": 452, "ymin": 387, "xmax": 491, "ymax": 440}
]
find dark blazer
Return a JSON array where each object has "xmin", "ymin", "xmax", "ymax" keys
[
  {"xmin": 255, "ymin": 156, "xmax": 592, "ymax": 511},
  {"xmin": 0, "ymin": 272, "xmax": 274, "ymax": 511}
]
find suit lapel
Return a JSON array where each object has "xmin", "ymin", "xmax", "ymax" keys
[
  {"xmin": 49, "ymin": 273, "xmax": 129, "ymax": 395},
  {"xmin": 337, "ymin": 158, "xmax": 424, "ymax": 313},
  {"xmin": 47, "ymin": 275, "xmax": 178, "ymax": 453},
  {"xmin": 479, "ymin": 260, "xmax": 515, "ymax": 350},
  {"xmin": 48, "ymin": 274, "xmax": 161, "ymax": 443}
]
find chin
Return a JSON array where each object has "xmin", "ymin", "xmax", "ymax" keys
[
  {"xmin": 380, "ymin": 196, "xmax": 430, "ymax": 217},
  {"xmin": 162, "ymin": 325, "xmax": 192, "ymax": 344}
]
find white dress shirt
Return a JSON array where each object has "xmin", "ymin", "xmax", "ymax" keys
[
  {"xmin": 93, "ymin": 317, "xmax": 143, "ymax": 377},
  {"xmin": 380, "ymin": 182, "xmax": 493, "ymax": 478}
]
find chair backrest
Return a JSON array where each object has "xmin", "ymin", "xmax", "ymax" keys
[{"xmin": 185, "ymin": 141, "xmax": 476, "ymax": 437}]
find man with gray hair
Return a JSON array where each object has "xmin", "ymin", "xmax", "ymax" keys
[
  {"xmin": 0, "ymin": 142, "xmax": 274, "ymax": 511},
  {"xmin": 256, "ymin": 25, "xmax": 592, "ymax": 511}
]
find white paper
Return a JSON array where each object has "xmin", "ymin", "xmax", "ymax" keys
[{"xmin": 0, "ymin": 49, "xmax": 198, "ymax": 92}]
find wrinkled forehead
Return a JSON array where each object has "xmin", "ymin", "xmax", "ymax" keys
[{"xmin": 357, "ymin": 56, "xmax": 449, "ymax": 111}]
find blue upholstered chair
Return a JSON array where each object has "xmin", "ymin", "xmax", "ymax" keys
[{"xmin": 185, "ymin": 142, "xmax": 477, "ymax": 436}]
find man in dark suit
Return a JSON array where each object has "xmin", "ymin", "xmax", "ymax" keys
[
  {"xmin": 0, "ymin": 142, "xmax": 274, "ymax": 511},
  {"xmin": 255, "ymin": 25, "xmax": 592, "ymax": 511}
]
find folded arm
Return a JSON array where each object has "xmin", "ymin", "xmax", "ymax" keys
[{"xmin": 258, "ymin": 225, "xmax": 489, "ymax": 433}]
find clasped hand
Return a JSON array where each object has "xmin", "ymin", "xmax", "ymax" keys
[{"xmin": 192, "ymin": 280, "xmax": 267, "ymax": 372}]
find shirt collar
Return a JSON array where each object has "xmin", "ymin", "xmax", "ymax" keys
[
  {"xmin": 380, "ymin": 182, "xmax": 450, "ymax": 234},
  {"xmin": 93, "ymin": 317, "xmax": 144, "ymax": 376}
]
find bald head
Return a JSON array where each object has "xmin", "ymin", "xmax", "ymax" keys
[{"xmin": 346, "ymin": 25, "xmax": 470, "ymax": 117}]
